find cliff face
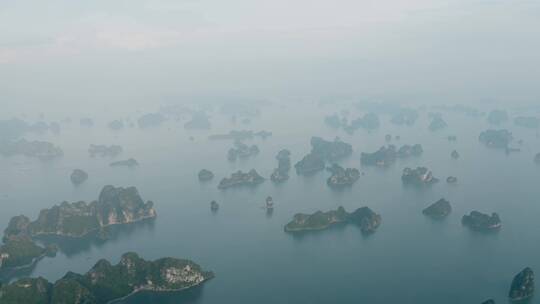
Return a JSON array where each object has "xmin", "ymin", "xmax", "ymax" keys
[{"xmin": 0, "ymin": 253, "xmax": 213, "ymax": 304}]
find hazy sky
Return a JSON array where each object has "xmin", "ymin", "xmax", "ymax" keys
[{"xmin": 1, "ymin": 0, "xmax": 539, "ymax": 112}]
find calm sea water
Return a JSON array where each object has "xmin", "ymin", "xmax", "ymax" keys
[{"xmin": 1, "ymin": 103, "xmax": 540, "ymax": 303}]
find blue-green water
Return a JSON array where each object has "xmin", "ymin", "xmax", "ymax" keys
[{"xmin": 1, "ymin": 104, "xmax": 540, "ymax": 303}]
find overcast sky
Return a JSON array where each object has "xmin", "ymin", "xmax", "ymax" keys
[{"xmin": 1, "ymin": 0, "xmax": 539, "ymax": 112}]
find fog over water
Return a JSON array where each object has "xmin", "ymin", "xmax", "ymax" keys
[{"xmin": 1, "ymin": 1, "xmax": 540, "ymax": 304}]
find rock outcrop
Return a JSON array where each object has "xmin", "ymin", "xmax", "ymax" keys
[{"xmin": 227, "ymin": 141, "xmax": 259, "ymax": 161}]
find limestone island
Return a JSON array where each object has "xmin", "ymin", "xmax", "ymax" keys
[
  {"xmin": 326, "ymin": 164, "xmax": 360, "ymax": 187},
  {"xmin": 4, "ymin": 185, "xmax": 155, "ymax": 239},
  {"xmin": 361, "ymin": 144, "xmax": 423, "ymax": 167},
  {"xmin": 271, "ymin": 149, "xmax": 291, "ymax": 183},
  {"xmin": 481, "ymin": 300, "xmax": 495, "ymax": 304},
  {"xmin": 210, "ymin": 200, "xmax": 219, "ymax": 211},
  {"xmin": 218, "ymin": 169, "xmax": 265, "ymax": 189},
  {"xmin": 401, "ymin": 167, "xmax": 439, "ymax": 186},
  {"xmin": 429, "ymin": 115, "xmax": 448, "ymax": 131},
  {"xmin": 0, "ymin": 139, "xmax": 63, "ymax": 160},
  {"xmin": 310, "ymin": 136, "xmax": 352, "ymax": 161},
  {"xmin": 487, "ymin": 110, "xmax": 508, "ymax": 125},
  {"xmin": 198, "ymin": 169, "xmax": 215, "ymax": 181},
  {"xmin": 0, "ymin": 252, "xmax": 213, "ymax": 304},
  {"xmin": 479, "ymin": 129, "xmax": 513, "ymax": 149},
  {"xmin": 109, "ymin": 158, "xmax": 139, "ymax": 167},
  {"xmin": 107, "ymin": 120, "xmax": 124, "ymax": 130},
  {"xmin": 208, "ymin": 130, "xmax": 272, "ymax": 141},
  {"xmin": 137, "ymin": 113, "xmax": 166, "ymax": 128},
  {"xmin": 295, "ymin": 153, "xmax": 325, "ymax": 175},
  {"xmin": 451, "ymin": 150, "xmax": 460, "ymax": 159},
  {"xmin": 422, "ymin": 198, "xmax": 451, "ymax": 219},
  {"xmin": 284, "ymin": 206, "xmax": 381, "ymax": 234},
  {"xmin": 184, "ymin": 112, "xmax": 211, "ymax": 130},
  {"xmin": 509, "ymin": 267, "xmax": 534, "ymax": 301},
  {"xmin": 514, "ymin": 116, "xmax": 539, "ymax": 128},
  {"xmin": 462, "ymin": 211, "xmax": 501, "ymax": 231},
  {"xmin": 70, "ymin": 169, "xmax": 88, "ymax": 185},
  {"xmin": 88, "ymin": 144, "xmax": 122, "ymax": 157},
  {"xmin": 446, "ymin": 176, "xmax": 457, "ymax": 184},
  {"xmin": 227, "ymin": 141, "xmax": 259, "ymax": 161},
  {"xmin": 391, "ymin": 108, "xmax": 419, "ymax": 126}
]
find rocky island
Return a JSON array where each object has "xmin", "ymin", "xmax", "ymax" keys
[
  {"xmin": 284, "ymin": 206, "xmax": 381, "ymax": 234},
  {"xmin": 109, "ymin": 158, "xmax": 139, "ymax": 167},
  {"xmin": 446, "ymin": 176, "xmax": 458, "ymax": 184},
  {"xmin": 137, "ymin": 113, "xmax": 166, "ymax": 128},
  {"xmin": 514, "ymin": 116, "xmax": 539, "ymax": 128},
  {"xmin": 422, "ymin": 198, "xmax": 451, "ymax": 219},
  {"xmin": 401, "ymin": 167, "xmax": 439, "ymax": 186},
  {"xmin": 271, "ymin": 149, "xmax": 291, "ymax": 183},
  {"xmin": 429, "ymin": 115, "xmax": 448, "ymax": 131},
  {"xmin": 479, "ymin": 129, "xmax": 513, "ymax": 149},
  {"xmin": 184, "ymin": 112, "xmax": 211, "ymax": 130},
  {"xmin": 487, "ymin": 110, "xmax": 508, "ymax": 125},
  {"xmin": 451, "ymin": 150, "xmax": 460, "ymax": 159},
  {"xmin": 390, "ymin": 108, "xmax": 419, "ymax": 126},
  {"xmin": 108, "ymin": 120, "xmax": 124, "ymax": 130},
  {"xmin": 198, "ymin": 169, "xmax": 215, "ymax": 181},
  {"xmin": 0, "ymin": 139, "xmax": 63, "ymax": 160},
  {"xmin": 227, "ymin": 141, "xmax": 259, "ymax": 161},
  {"xmin": 361, "ymin": 144, "xmax": 423, "ymax": 167},
  {"xmin": 310, "ymin": 137, "xmax": 352, "ymax": 161},
  {"xmin": 295, "ymin": 137, "xmax": 352, "ymax": 175},
  {"xmin": 88, "ymin": 144, "xmax": 123, "ymax": 157},
  {"xmin": 326, "ymin": 164, "xmax": 360, "ymax": 187},
  {"xmin": 208, "ymin": 130, "xmax": 272, "ymax": 141},
  {"xmin": 0, "ymin": 252, "xmax": 213, "ymax": 304},
  {"xmin": 0, "ymin": 236, "xmax": 56, "ymax": 273},
  {"xmin": 4, "ymin": 185, "xmax": 156, "ymax": 240},
  {"xmin": 218, "ymin": 169, "xmax": 265, "ymax": 189},
  {"xmin": 462, "ymin": 211, "xmax": 501, "ymax": 231},
  {"xmin": 509, "ymin": 267, "xmax": 534, "ymax": 301},
  {"xmin": 70, "ymin": 169, "xmax": 88, "ymax": 185},
  {"xmin": 295, "ymin": 152, "xmax": 325, "ymax": 175}
]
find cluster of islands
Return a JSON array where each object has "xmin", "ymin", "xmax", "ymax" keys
[{"xmin": 1, "ymin": 104, "xmax": 540, "ymax": 303}]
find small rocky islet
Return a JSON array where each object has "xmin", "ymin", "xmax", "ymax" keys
[
  {"xmin": 70, "ymin": 169, "xmax": 88, "ymax": 185},
  {"xmin": 0, "ymin": 252, "xmax": 213, "ymax": 304},
  {"xmin": 422, "ymin": 198, "xmax": 451, "ymax": 219},
  {"xmin": 271, "ymin": 149, "xmax": 291, "ymax": 183},
  {"xmin": 109, "ymin": 158, "xmax": 139, "ymax": 167},
  {"xmin": 401, "ymin": 167, "xmax": 439, "ymax": 186},
  {"xmin": 218, "ymin": 169, "xmax": 265, "ymax": 189},
  {"xmin": 462, "ymin": 211, "xmax": 501, "ymax": 231}
]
